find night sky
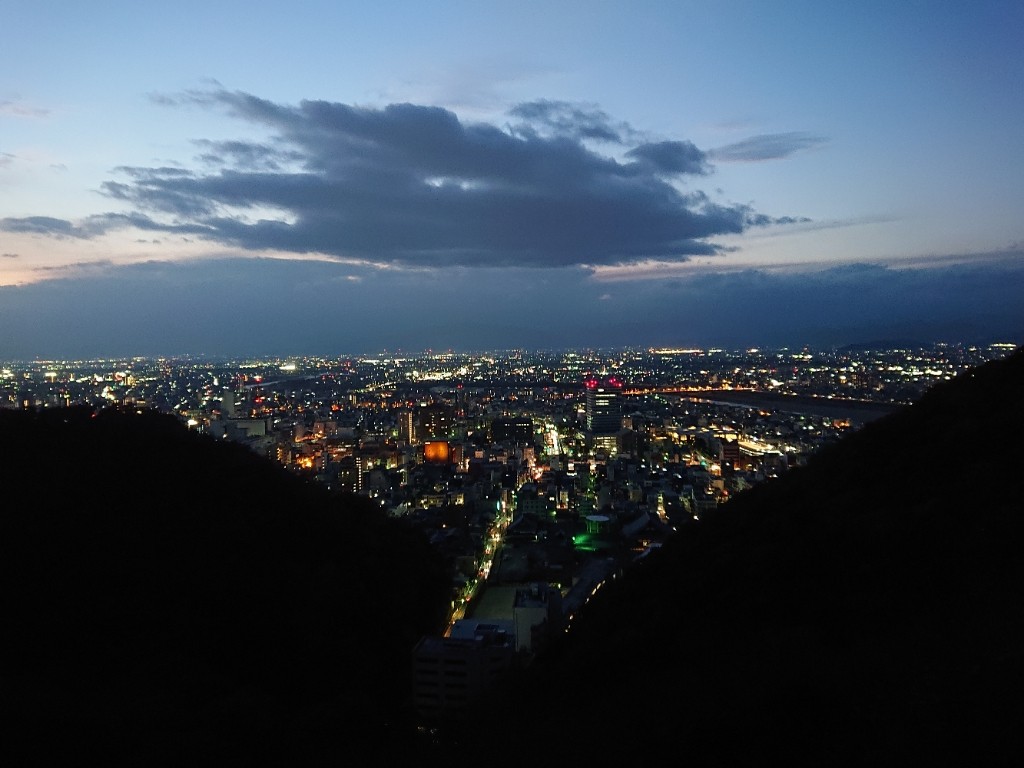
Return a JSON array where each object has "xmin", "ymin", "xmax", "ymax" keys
[{"xmin": 2, "ymin": 1, "xmax": 1022, "ymax": 358}]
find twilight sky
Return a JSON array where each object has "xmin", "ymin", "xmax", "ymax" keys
[{"xmin": 1, "ymin": 0, "xmax": 1022, "ymax": 359}]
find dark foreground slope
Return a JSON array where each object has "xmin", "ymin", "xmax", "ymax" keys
[
  {"xmin": 467, "ymin": 350, "xmax": 1024, "ymax": 766},
  {"xmin": 2, "ymin": 407, "xmax": 449, "ymax": 765}
]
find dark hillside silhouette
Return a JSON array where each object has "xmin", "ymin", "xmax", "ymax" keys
[
  {"xmin": 462, "ymin": 350, "xmax": 1024, "ymax": 765},
  {"xmin": 3, "ymin": 406, "xmax": 450, "ymax": 765}
]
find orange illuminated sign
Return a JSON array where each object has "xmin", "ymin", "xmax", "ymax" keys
[{"xmin": 423, "ymin": 441, "xmax": 451, "ymax": 463}]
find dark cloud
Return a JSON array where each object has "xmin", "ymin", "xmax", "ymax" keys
[
  {"xmin": 1, "ymin": 255, "xmax": 1020, "ymax": 359},
  {"xmin": 2, "ymin": 252, "xmax": 18, "ymax": 259},
  {"xmin": 192, "ymin": 139, "xmax": 304, "ymax": 171},
  {"xmin": 0, "ymin": 211, "xmax": 212, "ymax": 241},
  {"xmin": 0, "ymin": 216, "xmax": 87, "ymax": 238},
  {"xmin": 52, "ymin": 89, "xmax": 799, "ymax": 268},
  {"xmin": 625, "ymin": 141, "xmax": 709, "ymax": 175},
  {"xmin": 644, "ymin": 258, "xmax": 1024, "ymax": 348},
  {"xmin": 710, "ymin": 132, "xmax": 828, "ymax": 162},
  {"xmin": 506, "ymin": 99, "xmax": 633, "ymax": 143}
]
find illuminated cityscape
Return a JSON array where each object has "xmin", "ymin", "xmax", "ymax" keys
[
  {"xmin": 4, "ymin": 338, "xmax": 1021, "ymax": 753},
  {"xmin": 4, "ymin": 344, "xmax": 1014, "ymax": 523},
  {"xmin": 3, "ymin": 342, "xmax": 1016, "ymax": 687}
]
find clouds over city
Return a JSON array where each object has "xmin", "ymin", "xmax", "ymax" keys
[
  {"xmin": 2, "ymin": 252, "xmax": 1021, "ymax": 359},
  {"xmin": 2, "ymin": 90, "xmax": 801, "ymax": 269}
]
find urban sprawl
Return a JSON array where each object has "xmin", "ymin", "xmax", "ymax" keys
[{"xmin": 4, "ymin": 341, "xmax": 1016, "ymax": 723}]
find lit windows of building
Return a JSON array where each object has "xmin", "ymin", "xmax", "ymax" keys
[
  {"xmin": 585, "ymin": 376, "xmax": 623, "ymax": 435},
  {"xmin": 416, "ymin": 403, "xmax": 455, "ymax": 442}
]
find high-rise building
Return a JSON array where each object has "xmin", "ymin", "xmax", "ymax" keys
[
  {"xmin": 416, "ymin": 403, "xmax": 455, "ymax": 442},
  {"xmin": 585, "ymin": 376, "xmax": 623, "ymax": 434},
  {"xmin": 354, "ymin": 453, "xmax": 369, "ymax": 492},
  {"xmin": 399, "ymin": 409, "xmax": 415, "ymax": 445}
]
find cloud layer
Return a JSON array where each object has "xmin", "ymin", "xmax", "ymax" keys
[
  {"xmin": 3, "ymin": 91, "xmax": 798, "ymax": 268},
  {"xmin": 1, "ymin": 255, "xmax": 1020, "ymax": 359}
]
